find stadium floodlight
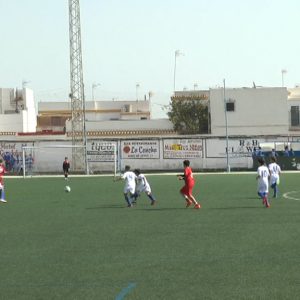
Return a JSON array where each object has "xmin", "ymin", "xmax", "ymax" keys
[{"xmin": 92, "ymin": 83, "xmax": 101, "ymax": 101}]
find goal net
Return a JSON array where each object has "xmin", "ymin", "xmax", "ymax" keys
[{"xmin": 21, "ymin": 142, "xmax": 118, "ymax": 177}]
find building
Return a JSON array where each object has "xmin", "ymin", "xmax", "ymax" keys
[
  {"xmin": 288, "ymin": 87, "xmax": 300, "ymax": 130},
  {"xmin": 172, "ymin": 87, "xmax": 290, "ymax": 136},
  {"xmin": 38, "ymin": 99, "xmax": 175, "ymax": 137},
  {"xmin": 209, "ymin": 87, "xmax": 289, "ymax": 136},
  {"xmin": 0, "ymin": 88, "xmax": 36, "ymax": 133}
]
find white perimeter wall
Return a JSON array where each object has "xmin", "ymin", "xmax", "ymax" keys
[{"xmin": 2, "ymin": 135, "xmax": 300, "ymax": 174}]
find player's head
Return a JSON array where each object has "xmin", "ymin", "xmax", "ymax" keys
[
  {"xmin": 258, "ymin": 158, "xmax": 265, "ymax": 166},
  {"xmin": 65, "ymin": 157, "xmax": 68, "ymax": 160},
  {"xmin": 134, "ymin": 168, "xmax": 141, "ymax": 175},
  {"xmin": 183, "ymin": 160, "xmax": 190, "ymax": 167},
  {"xmin": 124, "ymin": 165, "xmax": 131, "ymax": 171},
  {"xmin": 270, "ymin": 156, "xmax": 277, "ymax": 163}
]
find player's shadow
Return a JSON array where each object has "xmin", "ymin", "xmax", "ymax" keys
[
  {"xmin": 209, "ymin": 206, "xmax": 261, "ymax": 210},
  {"xmin": 85, "ymin": 204, "xmax": 125, "ymax": 209},
  {"xmin": 138, "ymin": 207, "xmax": 185, "ymax": 211}
]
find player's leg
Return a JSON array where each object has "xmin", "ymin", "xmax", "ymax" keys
[
  {"xmin": 123, "ymin": 192, "xmax": 133, "ymax": 207},
  {"xmin": 265, "ymin": 192, "xmax": 270, "ymax": 208},
  {"xmin": 132, "ymin": 191, "xmax": 140, "ymax": 204},
  {"xmin": 145, "ymin": 191, "xmax": 156, "ymax": 205},
  {"xmin": 259, "ymin": 191, "xmax": 270, "ymax": 208},
  {"xmin": 185, "ymin": 184, "xmax": 200, "ymax": 209},
  {"xmin": 0, "ymin": 186, "xmax": 6, "ymax": 203},
  {"xmin": 271, "ymin": 182, "xmax": 276, "ymax": 198},
  {"xmin": 180, "ymin": 186, "xmax": 192, "ymax": 207},
  {"xmin": 126, "ymin": 186, "xmax": 136, "ymax": 207},
  {"xmin": 188, "ymin": 194, "xmax": 201, "ymax": 209},
  {"xmin": 258, "ymin": 191, "xmax": 266, "ymax": 205}
]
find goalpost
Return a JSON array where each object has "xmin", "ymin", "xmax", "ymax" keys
[{"xmin": 21, "ymin": 143, "xmax": 118, "ymax": 178}]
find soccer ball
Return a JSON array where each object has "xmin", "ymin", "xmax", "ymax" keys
[{"xmin": 64, "ymin": 186, "xmax": 71, "ymax": 193}]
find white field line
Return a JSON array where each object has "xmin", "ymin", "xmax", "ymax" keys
[
  {"xmin": 4, "ymin": 170, "xmax": 300, "ymax": 179},
  {"xmin": 283, "ymin": 191, "xmax": 300, "ymax": 201}
]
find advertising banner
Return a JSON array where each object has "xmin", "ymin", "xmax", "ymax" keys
[
  {"xmin": 87, "ymin": 141, "xmax": 116, "ymax": 162},
  {"xmin": 121, "ymin": 140, "xmax": 159, "ymax": 159},
  {"xmin": 163, "ymin": 139, "xmax": 202, "ymax": 159}
]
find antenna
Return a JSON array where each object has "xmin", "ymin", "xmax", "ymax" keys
[{"xmin": 68, "ymin": 0, "xmax": 88, "ymax": 174}]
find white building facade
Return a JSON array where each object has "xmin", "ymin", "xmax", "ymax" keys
[
  {"xmin": 0, "ymin": 88, "xmax": 36, "ymax": 133},
  {"xmin": 179, "ymin": 87, "xmax": 289, "ymax": 136}
]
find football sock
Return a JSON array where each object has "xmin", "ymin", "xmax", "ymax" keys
[
  {"xmin": 147, "ymin": 194, "xmax": 155, "ymax": 201},
  {"xmin": 124, "ymin": 194, "xmax": 132, "ymax": 206},
  {"xmin": 274, "ymin": 185, "xmax": 278, "ymax": 197}
]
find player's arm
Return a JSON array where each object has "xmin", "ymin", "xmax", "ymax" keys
[
  {"xmin": 256, "ymin": 170, "xmax": 261, "ymax": 180},
  {"xmin": 177, "ymin": 174, "xmax": 185, "ymax": 180},
  {"xmin": 114, "ymin": 173, "xmax": 125, "ymax": 182}
]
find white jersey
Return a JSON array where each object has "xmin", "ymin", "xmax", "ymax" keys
[
  {"xmin": 257, "ymin": 165, "xmax": 270, "ymax": 193},
  {"xmin": 121, "ymin": 171, "xmax": 136, "ymax": 194},
  {"xmin": 268, "ymin": 162, "xmax": 281, "ymax": 185},
  {"xmin": 136, "ymin": 174, "xmax": 151, "ymax": 194}
]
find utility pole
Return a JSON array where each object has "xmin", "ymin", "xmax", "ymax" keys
[
  {"xmin": 223, "ymin": 79, "xmax": 230, "ymax": 173},
  {"xmin": 68, "ymin": 0, "xmax": 88, "ymax": 174}
]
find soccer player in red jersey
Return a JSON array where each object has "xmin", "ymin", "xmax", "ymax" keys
[
  {"xmin": 177, "ymin": 160, "xmax": 201, "ymax": 209},
  {"xmin": 0, "ymin": 159, "xmax": 8, "ymax": 203}
]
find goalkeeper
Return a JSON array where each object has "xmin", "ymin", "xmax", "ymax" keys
[{"xmin": 63, "ymin": 157, "xmax": 70, "ymax": 180}]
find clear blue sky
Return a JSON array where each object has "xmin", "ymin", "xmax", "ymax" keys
[{"xmin": 0, "ymin": 0, "xmax": 299, "ymax": 118}]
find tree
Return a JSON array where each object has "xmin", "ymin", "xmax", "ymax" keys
[{"xmin": 168, "ymin": 97, "xmax": 209, "ymax": 134}]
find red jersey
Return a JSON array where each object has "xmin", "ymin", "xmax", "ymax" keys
[
  {"xmin": 0, "ymin": 163, "xmax": 7, "ymax": 185},
  {"xmin": 184, "ymin": 167, "xmax": 194, "ymax": 186}
]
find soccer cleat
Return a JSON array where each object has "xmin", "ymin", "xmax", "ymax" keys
[
  {"xmin": 151, "ymin": 200, "xmax": 156, "ymax": 206},
  {"xmin": 186, "ymin": 200, "xmax": 193, "ymax": 208},
  {"xmin": 0, "ymin": 199, "xmax": 7, "ymax": 203},
  {"xmin": 194, "ymin": 203, "xmax": 201, "ymax": 209}
]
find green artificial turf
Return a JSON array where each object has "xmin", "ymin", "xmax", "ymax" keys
[{"xmin": 1, "ymin": 173, "xmax": 300, "ymax": 299}]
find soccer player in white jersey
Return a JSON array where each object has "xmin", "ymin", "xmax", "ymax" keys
[
  {"xmin": 256, "ymin": 158, "xmax": 270, "ymax": 208},
  {"xmin": 115, "ymin": 165, "xmax": 137, "ymax": 207},
  {"xmin": 133, "ymin": 169, "xmax": 156, "ymax": 205},
  {"xmin": 268, "ymin": 156, "xmax": 281, "ymax": 198}
]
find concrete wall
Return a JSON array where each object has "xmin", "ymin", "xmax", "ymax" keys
[
  {"xmin": 209, "ymin": 87, "xmax": 289, "ymax": 136},
  {"xmin": 1, "ymin": 134, "xmax": 300, "ymax": 174}
]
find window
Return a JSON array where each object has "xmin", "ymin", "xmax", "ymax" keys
[
  {"xmin": 291, "ymin": 106, "xmax": 300, "ymax": 126},
  {"xmin": 226, "ymin": 102, "xmax": 235, "ymax": 112}
]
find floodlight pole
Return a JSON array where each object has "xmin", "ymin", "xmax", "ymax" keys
[{"xmin": 223, "ymin": 79, "xmax": 230, "ymax": 172}]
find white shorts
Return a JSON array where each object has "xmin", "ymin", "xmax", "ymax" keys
[
  {"xmin": 124, "ymin": 184, "xmax": 135, "ymax": 195},
  {"xmin": 136, "ymin": 184, "xmax": 151, "ymax": 194},
  {"xmin": 270, "ymin": 175, "xmax": 279, "ymax": 185}
]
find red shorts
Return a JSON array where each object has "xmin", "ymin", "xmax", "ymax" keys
[{"xmin": 180, "ymin": 182, "xmax": 194, "ymax": 197}]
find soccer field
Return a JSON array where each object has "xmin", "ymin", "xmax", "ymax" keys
[{"xmin": 1, "ymin": 173, "xmax": 300, "ymax": 300}]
